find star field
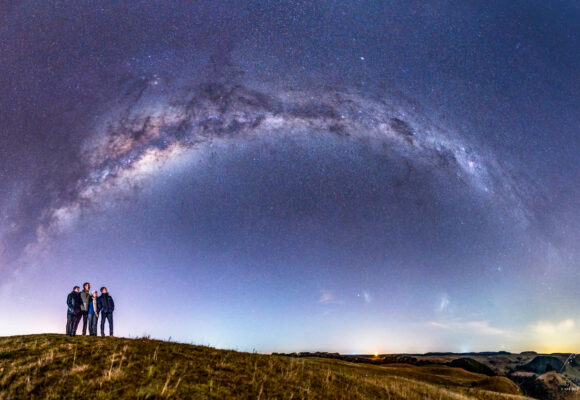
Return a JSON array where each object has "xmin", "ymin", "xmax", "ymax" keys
[{"xmin": 0, "ymin": 0, "xmax": 579, "ymax": 353}]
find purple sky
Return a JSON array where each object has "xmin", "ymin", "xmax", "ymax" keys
[{"xmin": 0, "ymin": 0, "xmax": 579, "ymax": 354}]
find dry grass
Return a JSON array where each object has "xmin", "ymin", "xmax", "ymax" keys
[{"xmin": 0, "ymin": 334, "xmax": 534, "ymax": 399}]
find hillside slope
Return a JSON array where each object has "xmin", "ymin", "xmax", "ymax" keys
[{"xmin": 0, "ymin": 335, "xmax": 532, "ymax": 399}]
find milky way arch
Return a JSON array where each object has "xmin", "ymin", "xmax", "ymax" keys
[{"xmin": 29, "ymin": 77, "xmax": 530, "ymax": 247}]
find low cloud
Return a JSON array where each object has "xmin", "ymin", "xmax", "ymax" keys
[
  {"xmin": 429, "ymin": 320, "xmax": 506, "ymax": 336},
  {"xmin": 531, "ymin": 319, "xmax": 575, "ymax": 334},
  {"xmin": 363, "ymin": 291, "xmax": 371, "ymax": 304},
  {"xmin": 437, "ymin": 293, "xmax": 450, "ymax": 312},
  {"xmin": 528, "ymin": 318, "xmax": 579, "ymax": 352},
  {"xmin": 318, "ymin": 290, "xmax": 344, "ymax": 305}
]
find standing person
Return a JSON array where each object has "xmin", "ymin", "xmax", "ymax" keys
[
  {"xmin": 88, "ymin": 291, "xmax": 99, "ymax": 336},
  {"xmin": 66, "ymin": 286, "xmax": 81, "ymax": 336},
  {"xmin": 97, "ymin": 287, "xmax": 115, "ymax": 337},
  {"xmin": 79, "ymin": 282, "xmax": 91, "ymax": 335}
]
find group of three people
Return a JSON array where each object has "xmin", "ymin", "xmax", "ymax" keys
[{"xmin": 66, "ymin": 282, "xmax": 115, "ymax": 337}]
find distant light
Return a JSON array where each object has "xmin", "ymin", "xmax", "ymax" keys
[{"xmin": 374, "ymin": 352, "xmax": 379, "ymax": 357}]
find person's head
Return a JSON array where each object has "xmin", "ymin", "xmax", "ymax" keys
[
  {"xmin": 100, "ymin": 287, "xmax": 108, "ymax": 294},
  {"xmin": 92, "ymin": 291, "xmax": 98, "ymax": 298},
  {"xmin": 73, "ymin": 286, "xmax": 80, "ymax": 292},
  {"xmin": 83, "ymin": 282, "xmax": 90, "ymax": 291}
]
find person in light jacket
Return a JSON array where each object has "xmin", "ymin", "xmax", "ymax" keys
[
  {"xmin": 87, "ymin": 291, "xmax": 99, "ymax": 336},
  {"xmin": 97, "ymin": 287, "xmax": 115, "ymax": 337},
  {"xmin": 79, "ymin": 282, "xmax": 91, "ymax": 335}
]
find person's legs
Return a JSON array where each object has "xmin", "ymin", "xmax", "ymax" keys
[
  {"xmin": 87, "ymin": 314, "xmax": 92, "ymax": 335},
  {"xmin": 66, "ymin": 313, "xmax": 74, "ymax": 336},
  {"xmin": 89, "ymin": 314, "xmax": 98, "ymax": 336},
  {"xmin": 106, "ymin": 313, "xmax": 113, "ymax": 336},
  {"xmin": 81, "ymin": 311, "xmax": 89, "ymax": 335},
  {"xmin": 72, "ymin": 313, "xmax": 81, "ymax": 335},
  {"xmin": 100, "ymin": 312, "xmax": 107, "ymax": 337},
  {"xmin": 94, "ymin": 315, "xmax": 99, "ymax": 336}
]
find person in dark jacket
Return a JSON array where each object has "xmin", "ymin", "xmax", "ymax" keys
[
  {"xmin": 88, "ymin": 291, "xmax": 99, "ymax": 336},
  {"xmin": 66, "ymin": 286, "xmax": 81, "ymax": 336},
  {"xmin": 97, "ymin": 287, "xmax": 115, "ymax": 337},
  {"xmin": 79, "ymin": 282, "xmax": 91, "ymax": 335}
]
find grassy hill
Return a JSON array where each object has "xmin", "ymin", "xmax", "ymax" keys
[{"xmin": 0, "ymin": 334, "xmax": 532, "ymax": 399}]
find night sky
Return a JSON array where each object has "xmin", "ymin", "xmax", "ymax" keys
[{"xmin": 1, "ymin": 1, "xmax": 579, "ymax": 354}]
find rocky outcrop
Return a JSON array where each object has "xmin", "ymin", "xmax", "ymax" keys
[
  {"xmin": 520, "ymin": 356, "xmax": 564, "ymax": 374},
  {"xmin": 447, "ymin": 358, "xmax": 496, "ymax": 376}
]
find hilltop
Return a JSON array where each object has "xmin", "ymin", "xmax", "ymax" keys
[{"xmin": 0, "ymin": 334, "xmax": 533, "ymax": 399}]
